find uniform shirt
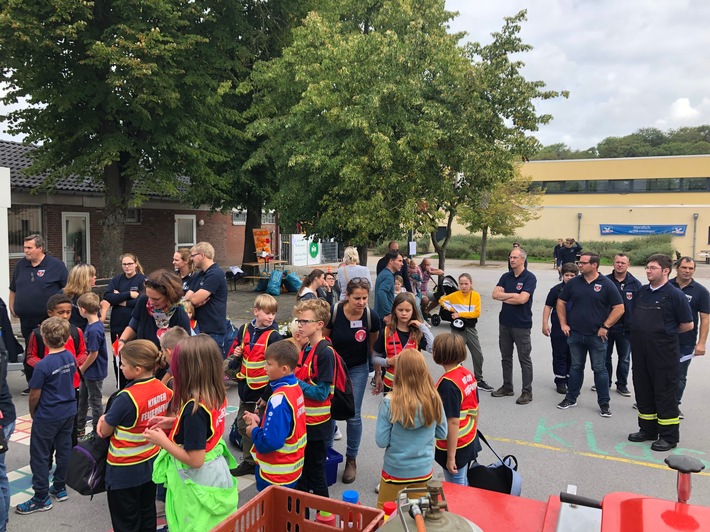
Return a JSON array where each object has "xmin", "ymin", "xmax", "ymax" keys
[
  {"xmin": 83, "ymin": 320, "xmax": 108, "ymax": 381},
  {"xmin": 0, "ymin": 299, "xmax": 17, "ymax": 427},
  {"xmin": 104, "ymin": 378, "xmax": 155, "ymax": 489},
  {"xmin": 559, "ymin": 244, "xmax": 582, "ymax": 266},
  {"xmin": 434, "ymin": 378, "xmax": 478, "ymax": 469},
  {"xmin": 559, "ymin": 274, "xmax": 623, "ymax": 336},
  {"xmin": 373, "ymin": 328, "xmax": 429, "ymax": 356},
  {"xmin": 251, "ymin": 374, "xmax": 300, "ymax": 454},
  {"xmin": 190, "ymin": 263, "xmax": 228, "ymax": 335},
  {"xmin": 634, "ymin": 282, "xmax": 693, "ymax": 336},
  {"xmin": 235, "ymin": 322, "xmax": 283, "ymax": 403},
  {"xmin": 496, "ymin": 269, "xmax": 537, "ymax": 329},
  {"xmin": 326, "ymin": 305, "xmax": 380, "ymax": 368},
  {"xmin": 28, "ymin": 349, "xmax": 77, "ymax": 421},
  {"xmin": 670, "ymin": 278, "xmax": 710, "ymax": 350},
  {"xmin": 297, "ymin": 342, "xmax": 334, "ymax": 441},
  {"xmin": 544, "ymin": 282, "xmax": 567, "ymax": 331},
  {"xmin": 10, "ymin": 255, "xmax": 68, "ymax": 321},
  {"xmin": 172, "ymin": 400, "xmax": 210, "ymax": 451},
  {"xmin": 102, "ymin": 273, "xmax": 146, "ymax": 335},
  {"xmin": 606, "ymin": 272, "xmax": 642, "ymax": 330}
]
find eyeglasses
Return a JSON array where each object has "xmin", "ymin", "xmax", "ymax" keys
[
  {"xmin": 190, "ymin": 253, "xmax": 202, "ymax": 258},
  {"xmin": 144, "ymin": 279, "xmax": 167, "ymax": 292},
  {"xmin": 576, "ymin": 261, "xmax": 591, "ymax": 265},
  {"xmin": 295, "ymin": 319, "xmax": 319, "ymax": 326},
  {"xmin": 121, "ymin": 262, "xmax": 135, "ymax": 266},
  {"xmin": 347, "ymin": 277, "xmax": 371, "ymax": 289}
]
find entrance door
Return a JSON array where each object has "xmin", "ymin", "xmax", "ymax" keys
[{"xmin": 62, "ymin": 212, "xmax": 90, "ymax": 268}]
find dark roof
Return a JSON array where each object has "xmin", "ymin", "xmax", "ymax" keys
[
  {"xmin": 0, "ymin": 139, "xmax": 189, "ymax": 197},
  {"xmin": 0, "ymin": 140, "xmax": 100, "ymax": 194}
]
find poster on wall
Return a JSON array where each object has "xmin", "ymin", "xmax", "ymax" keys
[
  {"xmin": 252, "ymin": 229, "xmax": 272, "ymax": 256},
  {"xmin": 291, "ymin": 234, "xmax": 321, "ymax": 266},
  {"xmin": 599, "ymin": 224, "xmax": 687, "ymax": 236}
]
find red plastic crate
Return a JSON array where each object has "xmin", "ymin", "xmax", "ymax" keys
[{"xmin": 211, "ymin": 485, "xmax": 384, "ymax": 531}]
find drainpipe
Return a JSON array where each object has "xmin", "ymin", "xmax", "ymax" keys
[
  {"xmin": 577, "ymin": 212, "xmax": 582, "ymax": 243},
  {"xmin": 693, "ymin": 213, "xmax": 699, "ymax": 259}
]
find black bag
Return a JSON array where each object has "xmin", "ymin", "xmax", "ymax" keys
[
  {"xmin": 467, "ymin": 431, "xmax": 522, "ymax": 496},
  {"xmin": 66, "ymin": 388, "xmax": 118, "ymax": 498},
  {"xmin": 66, "ymin": 432, "xmax": 109, "ymax": 497},
  {"xmin": 311, "ymin": 341, "xmax": 355, "ymax": 421}
]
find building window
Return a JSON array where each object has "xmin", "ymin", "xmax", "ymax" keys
[
  {"xmin": 125, "ymin": 208, "xmax": 141, "ymax": 224},
  {"xmin": 609, "ymin": 180, "xmax": 631, "ymax": 193},
  {"xmin": 8, "ymin": 205, "xmax": 42, "ymax": 257},
  {"xmin": 684, "ymin": 178, "xmax": 709, "ymax": 191},
  {"xmin": 232, "ymin": 210, "xmax": 276, "ymax": 225},
  {"xmin": 565, "ymin": 180, "xmax": 586, "ymax": 193},
  {"xmin": 587, "ymin": 180, "xmax": 609, "ymax": 193},
  {"xmin": 175, "ymin": 215, "xmax": 196, "ymax": 249}
]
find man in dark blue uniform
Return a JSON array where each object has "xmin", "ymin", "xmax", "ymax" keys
[
  {"xmin": 491, "ymin": 247, "xmax": 536, "ymax": 405},
  {"xmin": 629, "ymin": 254, "xmax": 692, "ymax": 451},
  {"xmin": 9, "ymin": 234, "xmax": 68, "ymax": 358},
  {"xmin": 556, "ymin": 252, "xmax": 624, "ymax": 417},
  {"xmin": 184, "ymin": 241, "xmax": 228, "ymax": 347},
  {"xmin": 669, "ymin": 256, "xmax": 709, "ymax": 419},
  {"xmin": 605, "ymin": 253, "xmax": 642, "ymax": 397}
]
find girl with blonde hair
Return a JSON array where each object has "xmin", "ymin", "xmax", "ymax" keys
[
  {"xmin": 64, "ymin": 263, "xmax": 96, "ymax": 330},
  {"xmin": 144, "ymin": 335, "xmax": 238, "ymax": 530},
  {"xmin": 375, "ymin": 348, "xmax": 446, "ymax": 509}
]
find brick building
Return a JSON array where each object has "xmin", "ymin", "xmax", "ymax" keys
[{"xmin": 1, "ymin": 140, "xmax": 277, "ymax": 278}]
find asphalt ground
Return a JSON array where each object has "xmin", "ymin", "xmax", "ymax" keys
[{"xmin": 4, "ymin": 256, "xmax": 710, "ymax": 530}]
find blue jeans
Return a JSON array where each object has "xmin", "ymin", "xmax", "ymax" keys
[
  {"xmin": 208, "ymin": 333, "xmax": 226, "ymax": 355},
  {"xmin": 30, "ymin": 416, "xmax": 74, "ymax": 499},
  {"xmin": 443, "ymin": 463, "xmax": 469, "ymax": 486},
  {"xmin": 0, "ymin": 422, "xmax": 15, "ymax": 532},
  {"xmin": 326, "ymin": 362, "xmax": 369, "ymax": 458},
  {"xmin": 567, "ymin": 332, "xmax": 610, "ymax": 406},
  {"xmin": 676, "ymin": 352, "xmax": 693, "ymax": 405},
  {"xmin": 605, "ymin": 328, "xmax": 631, "ymax": 387}
]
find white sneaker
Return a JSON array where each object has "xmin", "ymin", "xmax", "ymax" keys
[
  {"xmin": 334, "ymin": 426, "xmax": 343, "ymax": 440},
  {"xmin": 374, "ymin": 483, "xmax": 380, "ymax": 493}
]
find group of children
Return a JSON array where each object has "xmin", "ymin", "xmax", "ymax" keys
[{"xmin": 16, "ymin": 274, "xmax": 483, "ymax": 526}]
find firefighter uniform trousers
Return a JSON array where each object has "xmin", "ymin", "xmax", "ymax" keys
[{"xmin": 630, "ymin": 293, "xmax": 680, "ymax": 443}]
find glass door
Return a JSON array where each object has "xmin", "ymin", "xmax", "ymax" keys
[{"xmin": 62, "ymin": 212, "xmax": 90, "ymax": 268}]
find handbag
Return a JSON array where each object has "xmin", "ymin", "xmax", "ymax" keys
[{"xmin": 467, "ymin": 431, "xmax": 522, "ymax": 496}]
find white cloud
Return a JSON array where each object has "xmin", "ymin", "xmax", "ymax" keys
[{"xmin": 446, "ymin": 0, "xmax": 710, "ymax": 149}]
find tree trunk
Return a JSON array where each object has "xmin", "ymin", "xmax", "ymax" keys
[
  {"xmin": 98, "ymin": 159, "xmax": 130, "ymax": 278},
  {"xmin": 357, "ymin": 244, "xmax": 368, "ymax": 268},
  {"xmin": 430, "ymin": 209, "xmax": 455, "ymax": 271},
  {"xmin": 242, "ymin": 194, "xmax": 263, "ymax": 273},
  {"xmin": 479, "ymin": 226, "xmax": 489, "ymax": 266}
]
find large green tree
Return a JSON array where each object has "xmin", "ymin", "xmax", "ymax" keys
[{"xmin": 0, "ymin": 0, "xmax": 249, "ymax": 275}]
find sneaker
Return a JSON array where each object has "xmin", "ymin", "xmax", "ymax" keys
[
  {"xmin": 16, "ymin": 496, "xmax": 52, "ymax": 514},
  {"xmin": 556, "ymin": 384, "xmax": 568, "ymax": 395},
  {"xmin": 477, "ymin": 380, "xmax": 494, "ymax": 393},
  {"xmin": 333, "ymin": 426, "xmax": 343, "ymax": 441},
  {"xmin": 230, "ymin": 461, "xmax": 255, "ymax": 477},
  {"xmin": 599, "ymin": 404, "xmax": 612, "ymax": 418},
  {"xmin": 491, "ymin": 387, "xmax": 514, "ymax": 397},
  {"xmin": 591, "ymin": 385, "xmax": 596, "ymax": 392},
  {"xmin": 374, "ymin": 483, "xmax": 380, "ymax": 494},
  {"xmin": 48, "ymin": 485, "xmax": 68, "ymax": 502},
  {"xmin": 516, "ymin": 391, "xmax": 533, "ymax": 405},
  {"xmin": 557, "ymin": 398, "xmax": 577, "ymax": 409},
  {"xmin": 21, "ymin": 388, "xmax": 30, "ymax": 396},
  {"xmin": 678, "ymin": 410, "xmax": 684, "ymax": 420},
  {"xmin": 632, "ymin": 403, "xmax": 638, "ymax": 410},
  {"xmin": 616, "ymin": 385, "xmax": 631, "ymax": 397}
]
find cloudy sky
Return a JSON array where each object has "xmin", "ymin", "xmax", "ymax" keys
[{"xmin": 446, "ymin": 0, "xmax": 710, "ymax": 149}]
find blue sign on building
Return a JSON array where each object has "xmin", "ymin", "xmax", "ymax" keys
[{"xmin": 599, "ymin": 224, "xmax": 687, "ymax": 236}]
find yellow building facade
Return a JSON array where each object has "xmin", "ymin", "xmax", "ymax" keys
[{"xmin": 507, "ymin": 155, "xmax": 710, "ymax": 259}]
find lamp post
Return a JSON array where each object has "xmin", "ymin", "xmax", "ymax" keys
[
  {"xmin": 577, "ymin": 212, "xmax": 582, "ymax": 243},
  {"xmin": 693, "ymin": 213, "xmax": 699, "ymax": 259}
]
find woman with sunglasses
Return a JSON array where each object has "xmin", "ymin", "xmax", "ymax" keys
[
  {"xmin": 116, "ymin": 269, "xmax": 190, "ymax": 388},
  {"xmin": 324, "ymin": 278, "xmax": 381, "ymax": 483},
  {"xmin": 101, "ymin": 254, "xmax": 146, "ymax": 386},
  {"xmin": 337, "ymin": 247, "xmax": 372, "ymax": 302}
]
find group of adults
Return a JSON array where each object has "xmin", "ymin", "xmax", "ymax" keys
[{"xmin": 8, "ymin": 235, "xmax": 229, "ymax": 388}]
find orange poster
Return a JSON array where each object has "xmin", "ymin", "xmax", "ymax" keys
[{"xmin": 252, "ymin": 228, "xmax": 272, "ymax": 256}]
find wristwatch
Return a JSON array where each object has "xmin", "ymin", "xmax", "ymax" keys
[{"xmin": 599, "ymin": 325, "xmax": 608, "ymax": 331}]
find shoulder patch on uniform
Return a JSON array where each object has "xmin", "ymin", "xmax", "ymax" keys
[{"xmin": 269, "ymin": 394, "xmax": 284, "ymax": 408}]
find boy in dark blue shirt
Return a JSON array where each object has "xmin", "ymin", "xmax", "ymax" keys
[
  {"xmin": 16, "ymin": 317, "xmax": 77, "ymax": 514},
  {"xmin": 77, "ymin": 292, "xmax": 108, "ymax": 437}
]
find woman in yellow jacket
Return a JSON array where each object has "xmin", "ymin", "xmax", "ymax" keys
[{"xmin": 439, "ymin": 274, "xmax": 493, "ymax": 393}]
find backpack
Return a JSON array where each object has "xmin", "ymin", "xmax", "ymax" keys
[
  {"xmin": 66, "ymin": 390, "xmax": 119, "ymax": 498},
  {"xmin": 221, "ymin": 319, "xmax": 240, "ymax": 359},
  {"xmin": 311, "ymin": 340, "xmax": 355, "ymax": 421},
  {"xmin": 28, "ymin": 326, "xmax": 81, "ymax": 365}
]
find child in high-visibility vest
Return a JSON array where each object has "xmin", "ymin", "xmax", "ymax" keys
[
  {"xmin": 433, "ymin": 333, "xmax": 480, "ymax": 486},
  {"xmin": 144, "ymin": 335, "xmax": 238, "ymax": 531}
]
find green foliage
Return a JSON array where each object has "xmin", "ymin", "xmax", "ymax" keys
[
  {"xmin": 532, "ymin": 125, "xmax": 710, "ymax": 160},
  {"xmin": 443, "ymin": 234, "xmax": 675, "ymax": 265}
]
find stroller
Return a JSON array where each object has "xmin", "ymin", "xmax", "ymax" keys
[{"xmin": 428, "ymin": 275, "xmax": 459, "ymax": 327}]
